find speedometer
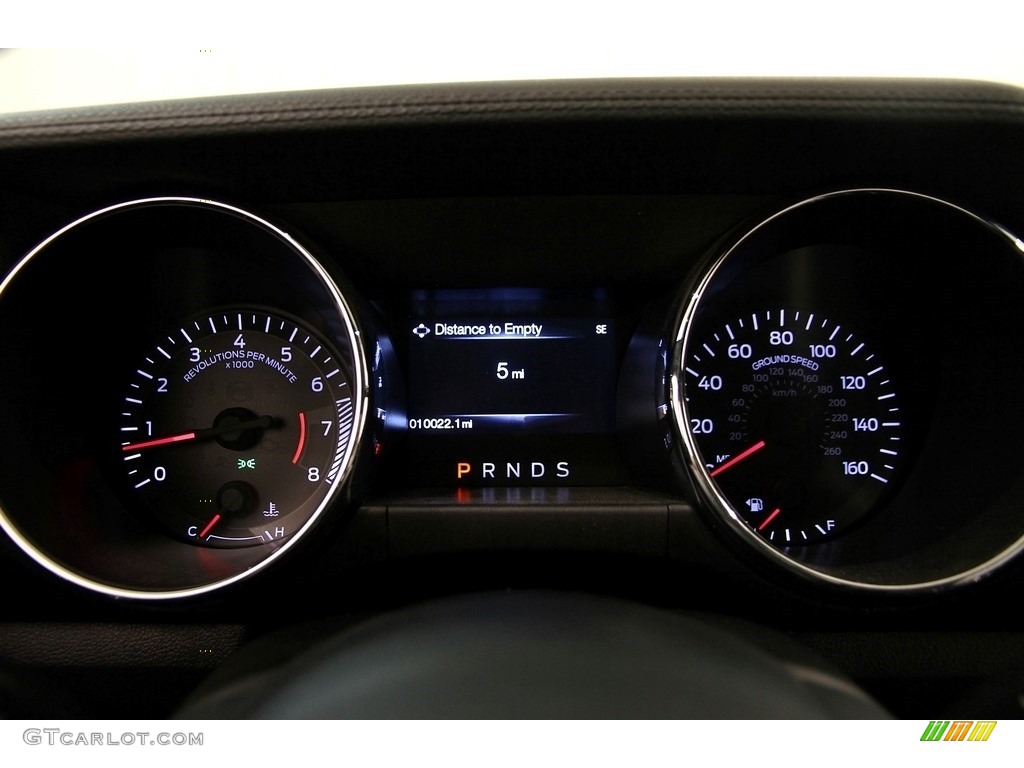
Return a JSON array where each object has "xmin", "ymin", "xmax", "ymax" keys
[
  {"xmin": 676, "ymin": 308, "xmax": 903, "ymax": 545},
  {"xmin": 659, "ymin": 188, "xmax": 1024, "ymax": 591}
]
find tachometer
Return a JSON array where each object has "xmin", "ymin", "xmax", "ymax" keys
[
  {"xmin": 676, "ymin": 308, "xmax": 902, "ymax": 545},
  {"xmin": 0, "ymin": 197, "xmax": 382, "ymax": 598},
  {"xmin": 120, "ymin": 307, "xmax": 356, "ymax": 548}
]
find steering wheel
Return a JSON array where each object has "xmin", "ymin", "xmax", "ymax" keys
[{"xmin": 176, "ymin": 590, "xmax": 891, "ymax": 718}]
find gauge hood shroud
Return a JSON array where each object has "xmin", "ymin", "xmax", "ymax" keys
[{"xmin": 1, "ymin": 78, "xmax": 1023, "ymax": 209}]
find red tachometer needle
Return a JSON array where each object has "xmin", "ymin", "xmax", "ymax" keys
[
  {"xmin": 709, "ymin": 439, "xmax": 766, "ymax": 477},
  {"xmin": 121, "ymin": 431, "xmax": 198, "ymax": 451},
  {"xmin": 121, "ymin": 414, "xmax": 276, "ymax": 452}
]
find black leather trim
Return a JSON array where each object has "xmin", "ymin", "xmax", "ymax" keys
[{"xmin": 1, "ymin": 78, "xmax": 1022, "ymax": 148}]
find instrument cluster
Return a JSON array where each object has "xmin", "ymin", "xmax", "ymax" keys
[{"xmin": 1, "ymin": 189, "xmax": 1023, "ymax": 601}]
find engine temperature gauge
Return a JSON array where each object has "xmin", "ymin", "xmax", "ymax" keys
[{"xmin": 119, "ymin": 308, "xmax": 358, "ymax": 548}]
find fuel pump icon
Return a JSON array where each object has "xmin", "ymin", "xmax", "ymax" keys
[{"xmin": 745, "ymin": 498, "xmax": 764, "ymax": 514}]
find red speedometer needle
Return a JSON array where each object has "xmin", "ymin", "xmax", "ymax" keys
[{"xmin": 709, "ymin": 440, "xmax": 766, "ymax": 477}]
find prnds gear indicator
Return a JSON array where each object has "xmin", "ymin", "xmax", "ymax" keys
[{"xmin": 120, "ymin": 308, "xmax": 358, "ymax": 547}]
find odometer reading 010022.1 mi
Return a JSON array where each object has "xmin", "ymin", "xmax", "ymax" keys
[
  {"xmin": 119, "ymin": 308, "xmax": 357, "ymax": 548},
  {"xmin": 677, "ymin": 308, "xmax": 903, "ymax": 546}
]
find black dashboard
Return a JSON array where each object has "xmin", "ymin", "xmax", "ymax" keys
[{"xmin": 1, "ymin": 78, "xmax": 1024, "ymax": 719}]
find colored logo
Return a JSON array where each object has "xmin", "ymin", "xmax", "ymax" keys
[{"xmin": 921, "ymin": 721, "xmax": 996, "ymax": 742}]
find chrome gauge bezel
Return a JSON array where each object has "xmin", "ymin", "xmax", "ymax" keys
[
  {"xmin": 670, "ymin": 188, "xmax": 1024, "ymax": 593},
  {"xmin": 0, "ymin": 197, "xmax": 371, "ymax": 600}
]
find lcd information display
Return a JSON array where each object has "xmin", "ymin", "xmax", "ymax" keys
[{"xmin": 404, "ymin": 289, "xmax": 623, "ymax": 486}]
